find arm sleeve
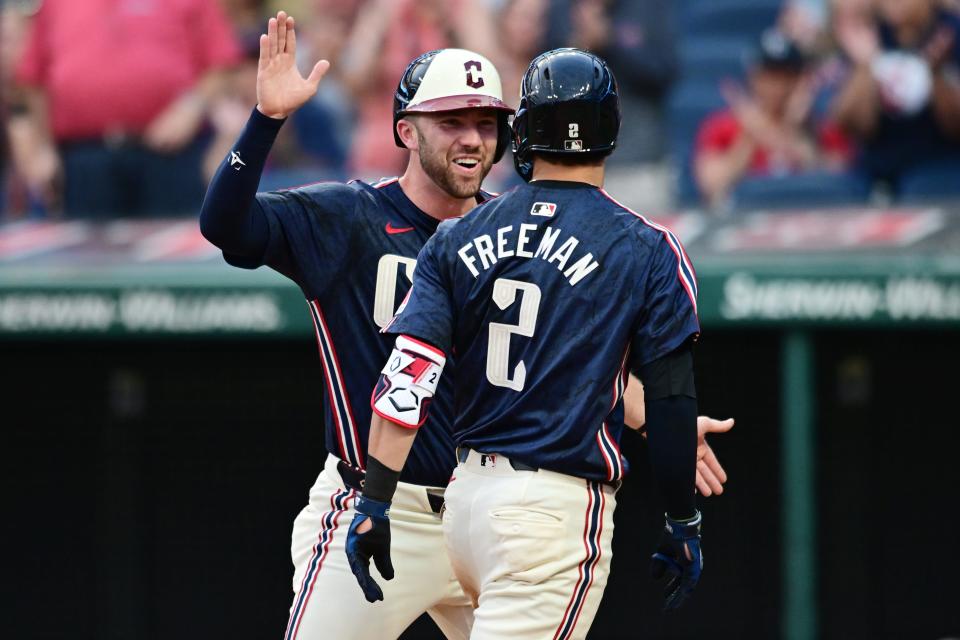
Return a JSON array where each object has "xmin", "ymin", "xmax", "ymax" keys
[
  {"xmin": 628, "ymin": 233, "xmax": 700, "ymax": 371},
  {"xmin": 200, "ymin": 108, "xmax": 360, "ymax": 293},
  {"xmin": 383, "ymin": 233, "xmax": 455, "ymax": 355},
  {"xmin": 199, "ymin": 108, "xmax": 281, "ymax": 264},
  {"xmin": 638, "ymin": 341, "xmax": 698, "ymax": 519}
]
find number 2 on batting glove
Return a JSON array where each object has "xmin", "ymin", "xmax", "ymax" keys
[
  {"xmin": 345, "ymin": 496, "xmax": 395, "ymax": 602},
  {"xmin": 650, "ymin": 511, "xmax": 703, "ymax": 611}
]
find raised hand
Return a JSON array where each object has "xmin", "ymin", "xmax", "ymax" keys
[
  {"xmin": 835, "ymin": 14, "xmax": 879, "ymax": 66},
  {"xmin": 257, "ymin": 11, "xmax": 330, "ymax": 119}
]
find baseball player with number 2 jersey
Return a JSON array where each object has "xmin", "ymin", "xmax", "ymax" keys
[
  {"xmin": 202, "ymin": 12, "xmax": 730, "ymax": 640},
  {"xmin": 348, "ymin": 49, "xmax": 708, "ymax": 640}
]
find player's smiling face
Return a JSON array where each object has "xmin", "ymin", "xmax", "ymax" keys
[{"xmin": 411, "ymin": 109, "xmax": 498, "ymax": 198}]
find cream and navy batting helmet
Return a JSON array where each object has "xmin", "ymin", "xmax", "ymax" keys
[{"xmin": 393, "ymin": 48, "xmax": 515, "ymax": 162}]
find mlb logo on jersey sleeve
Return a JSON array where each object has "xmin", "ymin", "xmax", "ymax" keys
[{"xmin": 531, "ymin": 202, "xmax": 557, "ymax": 217}]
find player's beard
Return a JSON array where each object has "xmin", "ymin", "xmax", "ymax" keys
[{"xmin": 416, "ymin": 129, "xmax": 493, "ymax": 199}]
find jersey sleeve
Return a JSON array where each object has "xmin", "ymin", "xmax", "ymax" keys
[
  {"xmin": 382, "ymin": 232, "xmax": 455, "ymax": 355},
  {"xmin": 243, "ymin": 183, "xmax": 360, "ymax": 295},
  {"xmin": 629, "ymin": 232, "xmax": 701, "ymax": 370}
]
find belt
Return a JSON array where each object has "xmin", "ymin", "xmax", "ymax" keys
[
  {"xmin": 456, "ymin": 447, "xmax": 539, "ymax": 472},
  {"xmin": 336, "ymin": 460, "xmax": 444, "ymax": 514},
  {"xmin": 456, "ymin": 448, "xmax": 620, "ymax": 489}
]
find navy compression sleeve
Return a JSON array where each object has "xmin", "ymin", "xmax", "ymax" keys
[
  {"xmin": 638, "ymin": 343, "xmax": 698, "ymax": 520},
  {"xmin": 198, "ymin": 107, "xmax": 285, "ymax": 259}
]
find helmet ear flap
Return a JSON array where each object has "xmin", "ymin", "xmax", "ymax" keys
[
  {"xmin": 511, "ymin": 98, "xmax": 533, "ymax": 181},
  {"xmin": 494, "ymin": 112, "xmax": 511, "ymax": 163},
  {"xmin": 393, "ymin": 110, "xmax": 405, "ymax": 149}
]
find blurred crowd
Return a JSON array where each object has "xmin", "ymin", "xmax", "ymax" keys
[{"xmin": 1, "ymin": 0, "xmax": 959, "ymax": 219}]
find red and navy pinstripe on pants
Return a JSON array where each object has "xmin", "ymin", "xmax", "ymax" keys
[
  {"xmin": 284, "ymin": 488, "xmax": 356, "ymax": 640},
  {"xmin": 553, "ymin": 481, "xmax": 606, "ymax": 640},
  {"xmin": 308, "ymin": 300, "xmax": 364, "ymax": 468}
]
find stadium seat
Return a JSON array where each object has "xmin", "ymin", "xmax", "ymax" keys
[
  {"xmin": 732, "ymin": 172, "xmax": 871, "ymax": 209},
  {"xmin": 897, "ymin": 160, "xmax": 960, "ymax": 203},
  {"xmin": 667, "ymin": 82, "xmax": 728, "ymax": 206},
  {"xmin": 682, "ymin": 0, "xmax": 781, "ymax": 39},
  {"xmin": 678, "ymin": 37, "xmax": 749, "ymax": 84}
]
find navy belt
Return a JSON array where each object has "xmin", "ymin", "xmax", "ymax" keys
[
  {"xmin": 456, "ymin": 447, "xmax": 539, "ymax": 472},
  {"xmin": 456, "ymin": 448, "xmax": 620, "ymax": 489},
  {"xmin": 336, "ymin": 460, "xmax": 444, "ymax": 514}
]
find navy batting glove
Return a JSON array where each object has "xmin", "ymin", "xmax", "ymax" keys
[
  {"xmin": 345, "ymin": 495, "xmax": 395, "ymax": 602},
  {"xmin": 650, "ymin": 510, "xmax": 703, "ymax": 612}
]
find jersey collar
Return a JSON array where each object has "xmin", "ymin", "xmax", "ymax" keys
[
  {"xmin": 380, "ymin": 180, "xmax": 491, "ymax": 231},
  {"xmin": 379, "ymin": 180, "xmax": 442, "ymax": 233},
  {"xmin": 527, "ymin": 179, "xmax": 599, "ymax": 190}
]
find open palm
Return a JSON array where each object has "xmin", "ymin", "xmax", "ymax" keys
[{"xmin": 257, "ymin": 11, "xmax": 330, "ymax": 119}]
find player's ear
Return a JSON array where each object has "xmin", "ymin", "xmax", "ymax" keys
[{"xmin": 396, "ymin": 118, "xmax": 420, "ymax": 151}]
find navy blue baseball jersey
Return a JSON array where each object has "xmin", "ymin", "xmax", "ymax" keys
[
  {"xmin": 385, "ymin": 180, "xmax": 700, "ymax": 483},
  {"xmin": 237, "ymin": 177, "xmax": 491, "ymax": 487}
]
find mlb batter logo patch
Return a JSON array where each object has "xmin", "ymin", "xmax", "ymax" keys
[{"xmin": 531, "ymin": 202, "xmax": 557, "ymax": 217}]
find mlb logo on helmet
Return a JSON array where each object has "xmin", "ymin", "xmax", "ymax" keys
[
  {"xmin": 564, "ymin": 140, "xmax": 583, "ymax": 151},
  {"xmin": 530, "ymin": 202, "xmax": 557, "ymax": 217}
]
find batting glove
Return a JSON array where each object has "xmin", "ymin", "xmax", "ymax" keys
[
  {"xmin": 650, "ymin": 510, "xmax": 703, "ymax": 611},
  {"xmin": 345, "ymin": 495, "xmax": 395, "ymax": 602}
]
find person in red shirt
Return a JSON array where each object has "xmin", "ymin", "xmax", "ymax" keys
[
  {"xmin": 12, "ymin": 0, "xmax": 240, "ymax": 217},
  {"xmin": 337, "ymin": 0, "xmax": 498, "ymax": 179},
  {"xmin": 695, "ymin": 29, "xmax": 853, "ymax": 210}
]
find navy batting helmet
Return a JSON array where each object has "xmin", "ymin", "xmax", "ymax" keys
[
  {"xmin": 512, "ymin": 48, "xmax": 621, "ymax": 181},
  {"xmin": 393, "ymin": 49, "xmax": 515, "ymax": 162}
]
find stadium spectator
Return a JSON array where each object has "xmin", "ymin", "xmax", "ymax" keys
[
  {"xmin": 780, "ymin": 0, "xmax": 830, "ymax": 55},
  {"xmin": 495, "ymin": 0, "xmax": 549, "ymax": 111},
  {"xmin": 221, "ymin": 0, "xmax": 267, "ymax": 36},
  {"xmin": 543, "ymin": 0, "xmax": 677, "ymax": 164},
  {"xmin": 2, "ymin": 0, "xmax": 51, "ymax": 218},
  {"xmin": 285, "ymin": 0, "xmax": 364, "ymax": 177},
  {"xmin": 694, "ymin": 29, "xmax": 854, "ymax": 210},
  {"xmin": 832, "ymin": 0, "xmax": 960, "ymax": 199},
  {"xmin": 12, "ymin": 0, "xmax": 241, "ymax": 218},
  {"xmin": 479, "ymin": 0, "xmax": 549, "ymax": 191},
  {"xmin": 338, "ymin": 0, "xmax": 497, "ymax": 178}
]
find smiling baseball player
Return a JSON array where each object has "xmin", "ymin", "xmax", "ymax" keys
[
  {"xmin": 201, "ymin": 12, "xmax": 730, "ymax": 640},
  {"xmin": 347, "ymin": 49, "xmax": 708, "ymax": 639}
]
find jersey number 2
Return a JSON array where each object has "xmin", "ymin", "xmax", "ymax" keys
[{"xmin": 487, "ymin": 278, "xmax": 541, "ymax": 391}]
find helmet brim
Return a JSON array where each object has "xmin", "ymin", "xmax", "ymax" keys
[{"xmin": 400, "ymin": 94, "xmax": 515, "ymax": 115}]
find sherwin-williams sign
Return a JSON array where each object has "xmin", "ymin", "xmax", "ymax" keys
[
  {"xmin": 2, "ymin": 209, "xmax": 959, "ymax": 335},
  {"xmin": 712, "ymin": 272, "xmax": 960, "ymax": 324}
]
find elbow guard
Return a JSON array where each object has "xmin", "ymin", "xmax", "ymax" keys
[{"xmin": 371, "ymin": 335, "xmax": 446, "ymax": 428}]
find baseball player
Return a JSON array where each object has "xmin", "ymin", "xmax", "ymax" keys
[
  {"xmin": 201, "ymin": 12, "xmax": 729, "ymax": 640},
  {"xmin": 348, "ymin": 49, "xmax": 705, "ymax": 639}
]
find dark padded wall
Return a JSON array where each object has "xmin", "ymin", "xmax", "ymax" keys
[{"xmin": 5, "ymin": 330, "xmax": 957, "ymax": 639}]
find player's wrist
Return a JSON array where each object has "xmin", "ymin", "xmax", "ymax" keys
[
  {"xmin": 360, "ymin": 455, "xmax": 401, "ymax": 504},
  {"xmin": 354, "ymin": 495, "xmax": 391, "ymax": 519},
  {"xmin": 665, "ymin": 510, "xmax": 702, "ymax": 537},
  {"xmin": 253, "ymin": 103, "xmax": 289, "ymax": 123}
]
